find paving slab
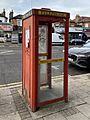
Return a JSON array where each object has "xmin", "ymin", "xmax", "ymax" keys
[
  {"xmin": 0, "ymin": 87, "xmax": 11, "ymax": 96},
  {"xmin": 0, "ymin": 73, "xmax": 90, "ymax": 120},
  {"xmin": 23, "ymin": 118, "xmax": 33, "ymax": 120},
  {"xmin": 30, "ymin": 98, "xmax": 86, "ymax": 120},
  {"xmin": 84, "ymin": 96, "xmax": 90, "ymax": 104},
  {"xmin": 76, "ymin": 104, "xmax": 90, "ymax": 118},
  {"xmin": 0, "ymin": 112, "xmax": 21, "ymax": 120},
  {"xmin": 60, "ymin": 107, "xmax": 80, "ymax": 117},
  {"xmin": 66, "ymin": 113, "xmax": 89, "ymax": 120},
  {"xmin": 43, "ymin": 112, "xmax": 67, "ymax": 120},
  {"xmin": 0, "ymin": 102, "xmax": 16, "ymax": 116},
  {"xmin": 0, "ymin": 95, "xmax": 14, "ymax": 105}
]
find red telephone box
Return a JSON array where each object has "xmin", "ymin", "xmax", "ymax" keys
[{"xmin": 22, "ymin": 8, "xmax": 70, "ymax": 112}]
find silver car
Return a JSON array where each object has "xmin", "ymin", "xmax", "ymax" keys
[{"xmin": 68, "ymin": 42, "xmax": 90, "ymax": 69}]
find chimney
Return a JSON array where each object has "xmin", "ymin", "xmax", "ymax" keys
[
  {"xmin": 9, "ymin": 10, "xmax": 13, "ymax": 22},
  {"xmin": 2, "ymin": 8, "xmax": 5, "ymax": 17}
]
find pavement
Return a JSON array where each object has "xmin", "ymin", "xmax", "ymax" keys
[{"xmin": 0, "ymin": 73, "xmax": 90, "ymax": 120}]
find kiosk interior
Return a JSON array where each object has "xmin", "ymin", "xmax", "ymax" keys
[{"xmin": 22, "ymin": 8, "xmax": 70, "ymax": 112}]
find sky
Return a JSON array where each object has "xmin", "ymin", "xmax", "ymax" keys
[{"xmin": 0, "ymin": 0, "xmax": 90, "ymax": 20}]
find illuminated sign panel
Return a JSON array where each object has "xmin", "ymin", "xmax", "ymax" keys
[
  {"xmin": 23, "ymin": 9, "xmax": 69, "ymax": 20},
  {"xmin": 38, "ymin": 10, "xmax": 67, "ymax": 17}
]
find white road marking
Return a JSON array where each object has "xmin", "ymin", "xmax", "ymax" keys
[
  {"xmin": 0, "ymin": 50, "xmax": 13, "ymax": 54},
  {"xmin": 0, "ymin": 50, "xmax": 15, "ymax": 55},
  {"xmin": 52, "ymin": 65, "xmax": 62, "ymax": 70},
  {"xmin": 0, "ymin": 74, "xmax": 69, "ymax": 89},
  {"xmin": 0, "ymin": 81, "xmax": 22, "ymax": 89},
  {"xmin": 0, "ymin": 45, "xmax": 4, "ymax": 47},
  {"xmin": 52, "ymin": 66, "xmax": 59, "ymax": 70}
]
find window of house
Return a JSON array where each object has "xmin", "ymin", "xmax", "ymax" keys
[
  {"xmin": 85, "ymin": 23, "xmax": 88, "ymax": 27},
  {"xmin": 17, "ymin": 19, "xmax": 22, "ymax": 26}
]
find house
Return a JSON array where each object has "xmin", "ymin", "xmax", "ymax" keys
[
  {"xmin": 9, "ymin": 11, "xmax": 22, "ymax": 32},
  {"xmin": 74, "ymin": 15, "xmax": 90, "ymax": 28},
  {"xmin": 9, "ymin": 10, "xmax": 22, "ymax": 43},
  {"xmin": 0, "ymin": 22, "xmax": 13, "ymax": 36},
  {"xmin": 0, "ymin": 9, "xmax": 8, "ymax": 23},
  {"xmin": 0, "ymin": 9, "xmax": 12, "ymax": 40},
  {"xmin": 72, "ymin": 15, "xmax": 90, "ymax": 38}
]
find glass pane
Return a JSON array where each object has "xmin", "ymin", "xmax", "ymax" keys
[
  {"xmin": 38, "ymin": 46, "xmax": 64, "ymax": 103},
  {"xmin": 38, "ymin": 56, "xmax": 47, "ymax": 85},
  {"xmin": 38, "ymin": 25, "xmax": 48, "ymax": 53}
]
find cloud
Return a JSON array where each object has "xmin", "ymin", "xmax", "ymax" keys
[
  {"xmin": 0, "ymin": 0, "xmax": 90, "ymax": 20},
  {"xmin": 31, "ymin": 0, "xmax": 90, "ymax": 19},
  {"xmin": 18, "ymin": 0, "xmax": 24, "ymax": 3},
  {"xmin": 0, "ymin": 0, "xmax": 31, "ymax": 17}
]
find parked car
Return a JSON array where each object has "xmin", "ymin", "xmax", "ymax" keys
[
  {"xmin": 70, "ymin": 39, "xmax": 85, "ymax": 45},
  {"xmin": 68, "ymin": 42, "xmax": 90, "ymax": 69},
  {"xmin": 52, "ymin": 33, "xmax": 64, "ymax": 45},
  {"xmin": 0, "ymin": 37, "xmax": 6, "ymax": 43}
]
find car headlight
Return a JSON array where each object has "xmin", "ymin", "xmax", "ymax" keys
[
  {"xmin": 77, "ymin": 54, "xmax": 87, "ymax": 59},
  {"xmin": 77, "ymin": 54, "xmax": 86, "ymax": 57}
]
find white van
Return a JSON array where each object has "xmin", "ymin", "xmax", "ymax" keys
[
  {"xmin": 52, "ymin": 33, "xmax": 64, "ymax": 45},
  {"xmin": 11, "ymin": 33, "xmax": 18, "ymax": 44}
]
